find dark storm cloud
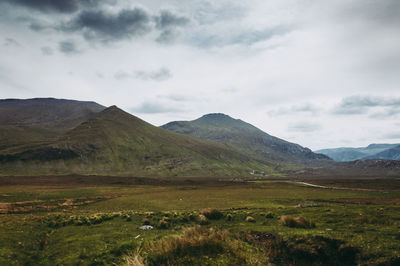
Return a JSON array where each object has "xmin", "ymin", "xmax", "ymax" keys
[
  {"xmin": 59, "ymin": 40, "xmax": 78, "ymax": 54},
  {"xmin": 333, "ymin": 96, "xmax": 400, "ymax": 115},
  {"xmin": 288, "ymin": 122, "xmax": 321, "ymax": 133},
  {"xmin": 130, "ymin": 102, "xmax": 183, "ymax": 114},
  {"xmin": 4, "ymin": 0, "xmax": 113, "ymax": 14},
  {"xmin": 59, "ymin": 8, "xmax": 152, "ymax": 41}
]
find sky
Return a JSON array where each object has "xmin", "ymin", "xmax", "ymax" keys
[{"xmin": 1, "ymin": 0, "xmax": 399, "ymax": 150}]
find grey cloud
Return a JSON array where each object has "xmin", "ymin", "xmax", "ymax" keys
[
  {"xmin": 59, "ymin": 40, "xmax": 78, "ymax": 54},
  {"xmin": 156, "ymin": 29, "xmax": 178, "ymax": 44},
  {"xmin": 3, "ymin": 38, "xmax": 20, "ymax": 47},
  {"xmin": 268, "ymin": 104, "xmax": 320, "ymax": 116},
  {"xmin": 369, "ymin": 107, "xmax": 400, "ymax": 119},
  {"xmin": 130, "ymin": 102, "xmax": 183, "ymax": 114},
  {"xmin": 154, "ymin": 11, "xmax": 189, "ymax": 44},
  {"xmin": 59, "ymin": 8, "xmax": 151, "ymax": 42},
  {"xmin": 135, "ymin": 68, "xmax": 172, "ymax": 81},
  {"xmin": 4, "ymin": 0, "xmax": 113, "ymax": 14},
  {"xmin": 288, "ymin": 122, "xmax": 322, "ymax": 133},
  {"xmin": 114, "ymin": 68, "xmax": 172, "ymax": 81},
  {"xmin": 190, "ymin": 26, "xmax": 291, "ymax": 48},
  {"xmin": 333, "ymin": 95, "xmax": 400, "ymax": 115},
  {"xmin": 41, "ymin": 46, "xmax": 54, "ymax": 55},
  {"xmin": 155, "ymin": 10, "xmax": 189, "ymax": 29},
  {"xmin": 384, "ymin": 133, "xmax": 400, "ymax": 140},
  {"xmin": 5, "ymin": 0, "xmax": 79, "ymax": 13}
]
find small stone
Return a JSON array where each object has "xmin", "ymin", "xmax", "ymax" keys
[{"xmin": 139, "ymin": 225, "xmax": 153, "ymax": 230}]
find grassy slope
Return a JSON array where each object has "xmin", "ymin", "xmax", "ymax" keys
[
  {"xmin": 0, "ymin": 98, "xmax": 105, "ymax": 151},
  {"xmin": 0, "ymin": 107, "xmax": 277, "ymax": 176},
  {"xmin": 161, "ymin": 113, "xmax": 331, "ymax": 166},
  {"xmin": 0, "ymin": 180, "xmax": 399, "ymax": 265}
]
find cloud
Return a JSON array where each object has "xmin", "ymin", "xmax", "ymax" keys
[
  {"xmin": 3, "ymin": 38, "xmax": 20, "ymax": 47},
  {"xmin": 333, "ymin": 95, "xmax": 400, "ymax": 115},
  {"xmin": 114, "ymin": 68, "xmax": 172, "ymax": 81},
  {"xmin": 130, "ymin": 102, "xmax": 183, "ymax": 114},
  {"xmin": 58, "ymin": 40, "xmax": 78, "ymax": 54},
  {"xmin": 59, "ymin": 8, "xmax": 152, "ymax": 42},
  {"xmin": 288, "ymin": 122, "xmax": 322, "ymax": 133},
  {"xmin": 155, "ymin": 10, "xmax": 190, "ymax": 29},
  {"xmin": 41, "ymin": 46, "xmax": 53, "ymax": 55},
  {"xmin": 135, "ymin": 68, "xmax": 172, "ymax": 81},
  {"xmin": 4, "ymin": 0, "xmax": 113, "ymax": 14},
  {"xmin": 384, "ymin": 133, "xmax": 400, "ymax": 140},
  {"xmin": 5, "ymin": 0, "xmax": 79, "ymax": 13},
  {"xmin": 268, "ymin": 104, "xmax": 321, "ymax": 116}
]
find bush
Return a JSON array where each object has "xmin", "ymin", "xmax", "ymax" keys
[
  {"xmin": 265, "ymin": 213, "xmax": 274, "ymax": 219},
  {"xmin": 280, "ymin": 215, "xmax": 315, "ymax": 228},
  {"xmin": 245, "ymin": 216, "xmax": 256, "ymax": 223},
  {"xmin": 198, "ymin": 214, "xmax": 209, "ymax": 225},
  {"xmin": 200, "ymin": 209, "xmax": 223, "ymax": 220},
  {"xmin": 142, "ymin": 218, "xmax": 151, "ymax": 225}
]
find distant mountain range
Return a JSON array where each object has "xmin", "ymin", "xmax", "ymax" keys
[
  {"xmin": 0, "ymin": 98, "xmax": 327, "ymax": 177},
  {"xmin": 161, "ymin": 113, "xmax": 330, "ymax": 165},
  {"xmin": 1, "ymin": 98, "xmax": 399, "ymax": 178},
  {"xmin": 316, "ymin": 144, "xmax": 400, "ymax": 162}
]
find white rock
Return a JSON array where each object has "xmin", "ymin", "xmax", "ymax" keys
[{"xmin": 139, "ymin": 225, "xmax": 153, "ymax": 230}]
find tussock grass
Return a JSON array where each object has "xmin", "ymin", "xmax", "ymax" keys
[
  {"xmin": 123, "ymin": 226, "xmax": 266, "ymax": 266},
  {"xmin": 280, "ymin": 215, "xmax": 315, "ymax": 228},
  {"xmin": 200, "ymin": 209, "xmax": 223, "ymax": 220},
  {"xmin": 198, "ymin": 214, "xmax": 209, "ymax": 225},
  {"xmin": 245, "ymin": 216, "xmax": 256, "ymax": 223}
]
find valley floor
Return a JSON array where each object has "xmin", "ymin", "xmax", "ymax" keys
[{"xmin": 0, "ymin": 176, "xmax": 399, "ymax": 265}]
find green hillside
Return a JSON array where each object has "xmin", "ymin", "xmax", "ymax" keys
[
  {"xmin": 162, "ymin": 113, "xmax": 330, "ymax": 165},
  {"xmin": 0, "ymin": 98, "xmax": 105, "ymax": 151},
  {"xmin": 0, "ymin": 106, "xmax": 277, "ymax": 177}
]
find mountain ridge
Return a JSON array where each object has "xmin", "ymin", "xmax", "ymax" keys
[{"xmin": 162, "ymin": 113, "xmax": 330, "ymax": 165}]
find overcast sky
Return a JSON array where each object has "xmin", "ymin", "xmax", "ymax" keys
[{"xmin": 1, "ymin": 0, "xmax": 399, "ymax": 150}]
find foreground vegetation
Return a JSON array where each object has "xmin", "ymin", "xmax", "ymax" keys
[{"xmin": 0, "ymin": 178, "xmax": 400, "ymax": 265}]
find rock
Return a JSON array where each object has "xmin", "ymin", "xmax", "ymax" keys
[{"xmin": 139, "ymin": 225, "xmax": 153, "ymax": 230}]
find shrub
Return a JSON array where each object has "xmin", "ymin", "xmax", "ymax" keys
[
  {"xmin": 198, "ymin": 214, "xmax": 209, "ymax": 225},
  {"xmin": 142, "ymin": 218, "xmax": 151, "ymax": 225},
  {"xmin": 200, "ymin": 209, "xmax": 223, "ymax": 220},
  {"xmin": 245, "ymin": 216, "xmax": 256, "ymax": 223},
  {"xmin": 280, "ymin": 215, "xmax": 315, "ymax": 228}
]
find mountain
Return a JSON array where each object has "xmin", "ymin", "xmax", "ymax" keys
[
  {"xmin": 161, "ymin": 113, "xmax": 330, "ymax": 165},
  {"xmin": 316, "ymin": 144, "xmax": 400, "ymax": 162},
  {"xmin": 0, "ymin": 106, "xmax": 276, "ymax": 176},
  {"xmin": 0, "ymin": 98, "xmax": 106, "ymax": 151},
  {"xmin": 363, "ymin": 145, "xmax": 400, "ymax": 160}
]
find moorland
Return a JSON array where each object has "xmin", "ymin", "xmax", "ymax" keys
[{"xmin": 1, "ymin": 98, "xmax": 400, "ymax": 265}]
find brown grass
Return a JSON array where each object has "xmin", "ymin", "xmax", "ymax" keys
[
  {"xmin": 280, "ymin": 215, "xmax": 315, "ymax": 228},
  {"xmin": 199, "ymin": 209, "xmax": 223, "ymax": 220},
  {"xmin": 123, "ymin": 226, "xmax": 267, "ymax": 266},
  {"xmin": 245, "ymin": 216, "xmax": 256, "ymax": 223}
]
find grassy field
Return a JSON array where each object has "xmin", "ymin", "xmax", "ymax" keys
[{"xmin": 0, "ymin": 177, "xmax": 400, "ymax": 265}]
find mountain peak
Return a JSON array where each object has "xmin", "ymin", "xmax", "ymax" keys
[{"xmin": 200, "ymin": 113, "xmax": 232, "ymax": 119}]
